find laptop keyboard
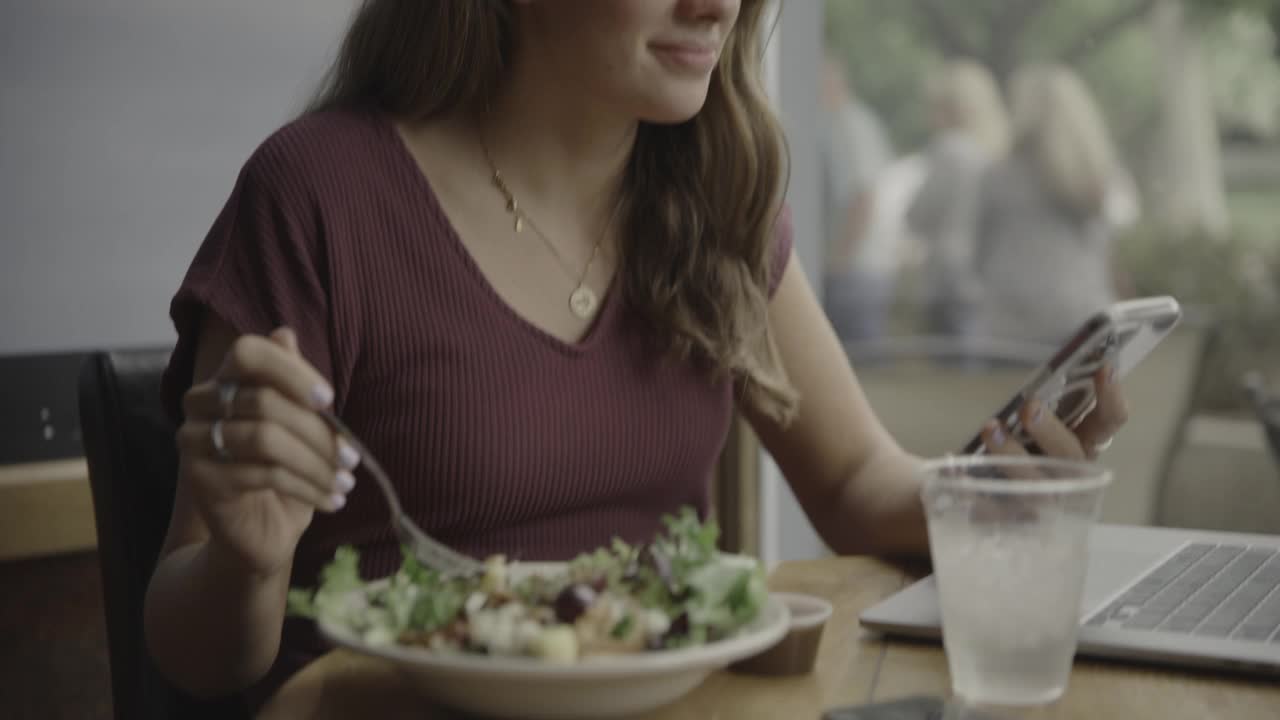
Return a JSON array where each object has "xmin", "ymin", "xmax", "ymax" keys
[{"xmin": 1085, "ymin": 543, "xmax": 1280, "ymax": 643}]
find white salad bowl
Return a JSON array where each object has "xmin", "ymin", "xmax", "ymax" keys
[{"xmin": 316, "ymin": 560, "xmax": 790, "ymax": 719}]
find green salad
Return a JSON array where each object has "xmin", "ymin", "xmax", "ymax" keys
[{"xmin": 287, "ymin": 508, "xmax": 768, "ymax": 662}]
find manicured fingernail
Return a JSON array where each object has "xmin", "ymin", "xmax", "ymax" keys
[
  {"xmin": 1107, "ymin": 365, "xmax": 1119, "ymax": 384},
  {"xmin": 310, "ymin": 383, "xmax": 335, "ymax": 409},
  {"xmin": 335, "ymin": 470, "xmax": 356, "ymax": 494},
  {"xmin": 338, "ymin": 441, "xmax": 360, "ymax": 470},
  {"xmin": 329, "ymin": 492, "xmax": 347, "ymax": 511},
  {"xmin": 987, "ymin": 423, "xmax": 1006, "ymax": 449}
]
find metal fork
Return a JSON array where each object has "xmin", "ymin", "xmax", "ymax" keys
[{"xmin": 318, "ymin": 409, "xmax": 484, "ymax": 576}]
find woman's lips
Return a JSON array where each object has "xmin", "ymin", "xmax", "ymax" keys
[{"xmin": 650, "ymin": 42, "xmax": 719, "ymax": 74}]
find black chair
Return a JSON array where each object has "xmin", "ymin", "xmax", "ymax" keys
[
  {"xmin": 79, "ymin": 349, "xmax": 248, "ymax": 720},
  {"xmin": 1244, "ymin": 372, "xmax": 1280, "ymax": 472}
]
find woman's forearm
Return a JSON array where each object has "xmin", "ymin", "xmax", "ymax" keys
[
  {"xmin": 823, "ymin": 449, "xmax": 929, "ymax": 559},
  {"xmin": 144, "ymin": 541, "xmax": 292, "ymax": 697}
]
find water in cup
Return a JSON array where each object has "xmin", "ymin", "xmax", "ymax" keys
[
  {"xmin": 929, "ymin": 514, "xmax": 1092, "ymax": 704},
  {"xmin": 921, "ymin": 456, "xmax": 1110, "ymax": 707}
]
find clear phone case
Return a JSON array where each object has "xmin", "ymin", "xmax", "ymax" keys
[{"xmin": 963, "ymin": 296, "xmax": 1182, "ymax": 454}]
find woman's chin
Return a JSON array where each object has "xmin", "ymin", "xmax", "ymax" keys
[{"xmin": 633, "ymin": 87, "xmax": 713, "ymax": 126}]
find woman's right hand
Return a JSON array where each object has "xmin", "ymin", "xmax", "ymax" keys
[{"xmin": 176, "ymin": 327, "xmax": 358, "ymax": 577}]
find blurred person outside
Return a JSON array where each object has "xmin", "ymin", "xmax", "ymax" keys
[
  {"xmin": 820, "ymin": 53, "xmax": 899, "ymax": 343},
  {"xmin": 906, "ymin": 58, "xmax": 1011, "ymax": 340},
  {"xmin": 972, "ymin": 64, "xmax": 1136, "ymax": 345}
]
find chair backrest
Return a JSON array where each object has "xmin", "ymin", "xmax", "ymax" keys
[
  {"xmin": 78, "ymin": 349, "xmax": 246, "ymax": 720},
  {"xmin": 848, "ymin": 325, "xmax": 1211, "ymax": 525},
  {"xmin": 1245, "ymin": 372, "xmax": 1280, "ymax": 471},
  {"xmin": 845, "ymin": 336, "xmax": 1055, "ymax": 457}
]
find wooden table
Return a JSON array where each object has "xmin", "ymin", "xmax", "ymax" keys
[
  {"xmin": 259, "ymin": 557, "xmax": 1280, "ymax": 720},
  {"xmin": 0, "ymin": 459, "xmax": 95, "ymax": 561}
]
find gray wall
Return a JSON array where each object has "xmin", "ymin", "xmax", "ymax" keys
[{"xmin": 1, "ymin": 0, "xmax": 354, "ymax": 355}]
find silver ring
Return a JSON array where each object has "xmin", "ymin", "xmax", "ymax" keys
[
  {"xmin": 217, "ymin": 380, "xmax": 239, "ymax": 420},
  {"xmin": 210, "ymin": 419, "xmax": 231, "ymax": 462}
]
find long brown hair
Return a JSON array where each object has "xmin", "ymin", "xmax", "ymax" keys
[
  {"xmin": 310, "ymin": 0, "xmax": 796, "ymax": 422},
  {"xmin": 1009, "ymin": 64, "xmax": 1118, "ymax": 220}
]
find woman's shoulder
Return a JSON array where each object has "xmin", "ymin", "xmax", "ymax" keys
[
  {"xmin": 931, "ymin": 131, "xmax": 983, "ymax": 163},
  {"xmin": 981, "ymin": 157, "xmax": 1090, "ymax": 234},
  {"xmin": 980, "ymin": 156, "xmax": 1039, "ymax": 198},
  {"xmin": 240, "ymin": 106, "xmax": 395, "ymax": 191},
  {"xmin": 920, "ymin": 132, "xmax": 989, "ymax": 187},
  {"xmin": 979, "ymin": 155, "xmax": 1019, "ymax": 185}
]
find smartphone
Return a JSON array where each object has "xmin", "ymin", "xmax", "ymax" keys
[{"xmin": 961, "ymin": 296, "xmax": 1183, "ymax": 454}]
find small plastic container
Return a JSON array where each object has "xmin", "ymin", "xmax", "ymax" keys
[{"xmin": 729, "ymin": 592, "xmax": 833, "ymax": 676}]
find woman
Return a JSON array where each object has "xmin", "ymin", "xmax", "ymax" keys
[
  {"xmin": 972, "ymin": 64, "xmax": 1133, "ymax": 344},
  {"xmin": 906, "ymin": 58, "xmax": 1011, "ymax": 339},
  {"xmin": 144, "ymin": 1, "xmax": 1127, "ymax": 710}
]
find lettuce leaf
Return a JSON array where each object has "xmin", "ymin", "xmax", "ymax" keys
[
  {"xmin": 288, "ymin": 506, "xmax": 767, "ymax": 652},
  {"xmin": 682, "ymin": 554, "xmax": 767, "ymax": 639},
  {"xmin": 287, "ymin": 544, "xmax": 362, "ymax": 620}
]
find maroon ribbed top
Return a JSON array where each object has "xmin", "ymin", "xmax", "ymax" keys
[{"xmin": 161, "ymin": 107, "xmax": 792, "ymax": 702}]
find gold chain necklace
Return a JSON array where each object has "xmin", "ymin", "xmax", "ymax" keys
[{"xmin": 479, "ymin": 137, "xmax": 610, "ymax": 321}]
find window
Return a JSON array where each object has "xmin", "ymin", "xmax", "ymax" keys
[{"xmin": 800, "ymin": 0, "xmax": 1280, "ymax": 539}]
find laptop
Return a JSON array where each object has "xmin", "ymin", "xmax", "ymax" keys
[{"xmin": 859, "ymin": 524, "xmax": 1280, "ymax": 675}]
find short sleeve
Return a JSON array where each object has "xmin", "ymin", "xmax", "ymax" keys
[
  {"xmin": 767, "ymin": 203, "xmax": 795, "ymax": 298},
  {"xmin": 160, "ymin": 142, "xmax": 332, "ymax": 423}
]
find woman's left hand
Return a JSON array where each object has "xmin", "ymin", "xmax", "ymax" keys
[{"xmin": 979, "ymin": 365, "xmax": 1129, "ymax": 460}]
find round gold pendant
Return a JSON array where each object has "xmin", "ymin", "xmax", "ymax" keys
[{"xmin": 569, "ymin": 286, "xmax": 599, "ymax": 319}]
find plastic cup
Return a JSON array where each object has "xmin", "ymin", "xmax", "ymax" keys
[{"xmin": 920, "ymin": 455, "xmax": 1112, "ymax": 707}]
